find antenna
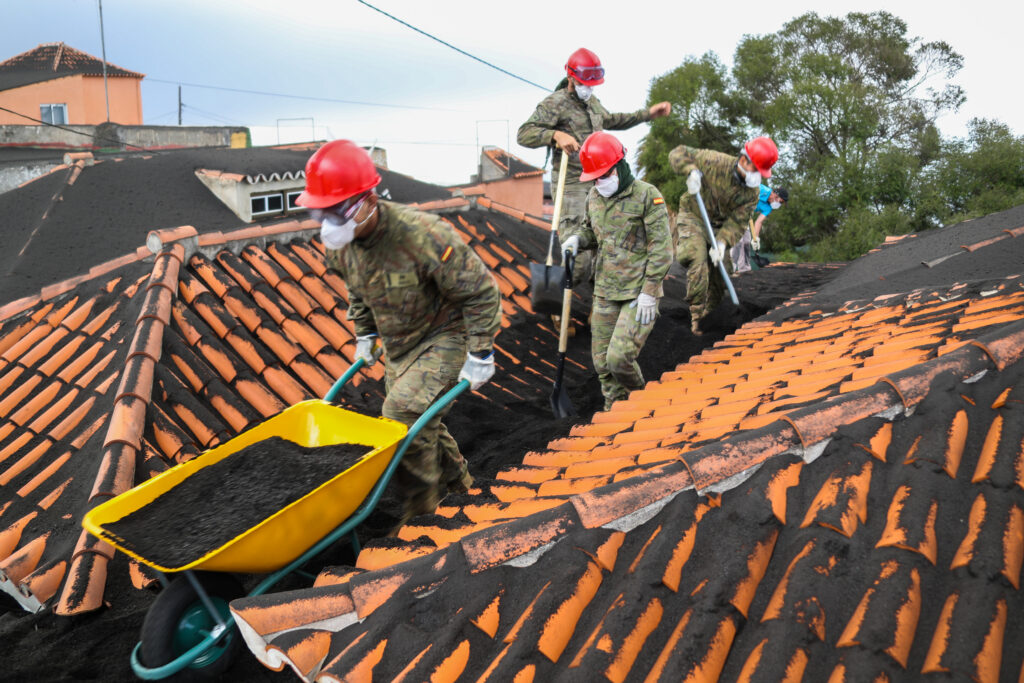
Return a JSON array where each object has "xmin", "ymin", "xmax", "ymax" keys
[{"xmin": 97, "ymin": 0, "xmax": 110, "ymax": 122}]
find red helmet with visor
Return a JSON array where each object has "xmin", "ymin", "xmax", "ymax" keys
[{"xmin": 565, "ymin": 48, "xmax": 605, "ymax": 86}]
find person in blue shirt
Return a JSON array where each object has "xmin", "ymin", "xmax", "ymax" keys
[{"xmin": 731, "ymin": 185, "xmax": 788, "ymax": 272}]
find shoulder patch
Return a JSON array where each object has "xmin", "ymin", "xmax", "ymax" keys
[
  {"xmin": 653, "ymin": 197, "xmax": 665, "ymax": 205},
  {"xmin": 441, "ymin": 245, "xmax": 454, "ymax": 262}
]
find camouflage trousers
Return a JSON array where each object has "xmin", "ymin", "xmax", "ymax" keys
[
  {"xmin": 383, "ymin": 336, "xmax": 471, "ymax": 521},
  {"xmin": 674, "ymin": 210, "xmax": 733, "ymax": 330},
  {"xmin": 591, "ymin": 296, "xmax": 656, "ymax": 410},
  {"xmin": 559, "ymin": 185, "xmax": 594, "ymax": 289}
]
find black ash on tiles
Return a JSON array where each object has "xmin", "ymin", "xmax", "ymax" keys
[{"xmin": 104, "ymin": 436, "xmax": 372, "ymax": 568}]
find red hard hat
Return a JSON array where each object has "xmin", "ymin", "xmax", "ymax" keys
[
  {"xmin": 565, "ymin": 47, "xmax": 605, "ymax": 86},
  {"xmin": 744, "ymin": 136, "xmax": 779, "ymax": 178},
  {"xmin": 297, "ymin": 139, "xmax": 382, "ymax": 209},
  {"xmin": 579, "ymin": 131, "xmax": 624, "ymax": 182}
]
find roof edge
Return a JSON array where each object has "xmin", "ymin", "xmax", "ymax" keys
[{"xmin": 55, "ymin": 243, "xmax": 183, "ymax": 615}]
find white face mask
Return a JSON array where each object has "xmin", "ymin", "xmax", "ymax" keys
[
  {"xmin": 770, "ymin": 201, "xmax": 782, "ymax": 210},
  {"xmin": 594, "ymin": 172, "xmax": 619, "ymax": 197},
  {"xmin": 575, "ymin": 84, "xmax": 593, "ymax": 102},
  {"xmin": 320, "ymin": 214, "xmax": 357, "ymax": 249},
  {"xmin": 738, "ymin": 163, "xmax": 761, "ymax": 188}
]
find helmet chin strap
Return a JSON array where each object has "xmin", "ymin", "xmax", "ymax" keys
[{"xmin": 352, "ymin": 196, "xmax": 379, "ymax": 239}]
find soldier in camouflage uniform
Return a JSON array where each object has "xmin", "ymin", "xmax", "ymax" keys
[
  {"xmin": 517, "ymin": 48, "xmax": 670, "ymax": 325},
  {"xmin": 297, "ymin": 140, "xmax": 502, "ymax": 531},
  {"xmin": 669, "ymin": 136, "xmax": 779, "ymax": 333},
  {"xmin": 562, "ymin": 132, "xmax": 672, "ymax": 410}
]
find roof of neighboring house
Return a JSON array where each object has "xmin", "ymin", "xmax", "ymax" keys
[
  {"xmin": 221, "ymin": 209, "xmax": 1024, "ymax": 681},
  {"xmin": 481, "ymin": 148, "xmax": 544, "ymax": 178},
  {"xmin": 0, "ymin": 42, "xmax": 144, "ymax": 93},
  {"xmin": 0, "ymin": 145, "xmax": 454, "ymax": 305}
]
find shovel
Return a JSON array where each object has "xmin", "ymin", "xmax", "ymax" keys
[
  {"xmin": 694, "ymin": 188, "xmax": 740, "ymax": 306},
  {"xmin": 529, "ymin": 151, "xmax": 569, "ymax": 315},
  {"xmin": 550, "ymin": 249, "xmax": 577, "ymax": 418}
]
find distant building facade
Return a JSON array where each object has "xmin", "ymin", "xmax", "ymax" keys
[
  {"xmin": 455, "ymin": 147, "xmax": 545, "ymax": 218},
  {"xmin": 0, "ymin": 42, "xmax": 144, "ymax": 126}
]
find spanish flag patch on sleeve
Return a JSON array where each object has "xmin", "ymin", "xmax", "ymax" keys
[
  {"xmin": 653, "ymin": 197, "xmax": 665, "ymax": 205},
  {"xmin": 441, "ymin": 246, "xmax": 454, "ymax": 262}
]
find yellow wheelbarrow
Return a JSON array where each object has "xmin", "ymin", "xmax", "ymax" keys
[{"xmin": 82, "ymin": 358, "xmax": 468, "ymax": 680}]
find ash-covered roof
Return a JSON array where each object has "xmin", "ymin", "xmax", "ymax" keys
[
  {"xmin": 1, "ymin": 154, "xmax": 1023, "ymax": 681},
  {"xmin": 222, "ymin": 212, "xmax": 1024, "ymax": 681},
  {"xmin": 0, "ymin": 42, "xmax": 144, "ymax": 92},
  {"xmin": 0, "ymin": 146, "xmax": 454, "ymax": 304}
]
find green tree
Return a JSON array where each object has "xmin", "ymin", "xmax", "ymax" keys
[
  {"xmin": 735, "ymin": 11, "xmax": 963, "ymax": 163},
  {"xmin": 639, "ymin": 10, "xmax": 982, "ymax": 261},
  {"xmin": 735, "ymin": 11, "xmax": 963, "ymax": 252},
  {"xmin": 636, "ymin": 53, "xmax": 741, "ymax": 209},
  {"xmin": 928, "ymin": 119, "xmax": 1024, "ymax": 223}
]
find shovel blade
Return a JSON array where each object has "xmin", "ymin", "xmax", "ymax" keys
[
  {"xmin": 549, "ymin": 355, "xmax": 576, "ymax": 418},
  {"xmin": 529, "ymin": 262, "xmax": 566, "ymax": 315},
  {"xmin": 550, "ymin": 384, "xmax": 576, "ymax": 418}
]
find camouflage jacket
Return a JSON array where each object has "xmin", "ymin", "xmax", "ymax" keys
[
  {"xmin": 517, "ymin": 87, "xmax": 651, "ymax": 190},
  {"xmin": 326, "ymin": 201, "xmax": 502, "ymax": 374},
  {"xmin": 577, "ymin": 179, "xmax": 673, "ymax": 300},
  {"xmin": 669, "ymin": 145, "xmax": 759, "ymax": 247}
]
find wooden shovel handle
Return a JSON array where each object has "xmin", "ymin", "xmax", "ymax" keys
[
  {"xmin": 546, "ymin": 152, "xmax": 569, "ymax": 267},
  {"xmin": 558, "ymin": 287, "xmax": 572, "ymax": 353},
  {"xmin": 558, "ymin": 249, "xmax": 574, "ymax": 353}
]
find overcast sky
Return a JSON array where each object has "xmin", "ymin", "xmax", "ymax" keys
[{"xmin": 4, "ymin": 0, "xmax": 1022, "ymax": 186}]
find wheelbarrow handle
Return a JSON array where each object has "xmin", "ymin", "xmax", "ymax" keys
[
  {"xmin": 346, "ymin": 379, "xmax": 470, "ymax": 532},
  {"xmin": 323, "ymin": 356, "xmax": 367, "ymax": 402},
  {"xmin": 396, "ymin": 379, "xmax": 469, "ymax": 459},
  {"xmin": 694, "ymin": 188, "xmax": 740, "ymax": 306}
]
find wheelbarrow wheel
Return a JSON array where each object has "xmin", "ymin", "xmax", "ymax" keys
[{"xmin": 138, "ymin": 572, "xmax": 245, "ymax": 680}]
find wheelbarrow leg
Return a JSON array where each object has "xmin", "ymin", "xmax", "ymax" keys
[{"xmin": 184, "ymin": 570, "xmax": 229, "ymax": 634}]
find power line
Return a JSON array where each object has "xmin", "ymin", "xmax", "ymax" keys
[
  {"xmin": 353, "ymin": 139, "xmax": 479, "ymax": 147},
  {"xmin": 145, "ymin": 77, "xmax": 464, "ymax": 112},
  {"xmin": 146, "ymin": 109, "xmax": 180, "ymax": 123},
  {"xmin": 0, "ymin": 104, "xmax": 149, "ymax": 151},
  {"xmin": 181, "ymin": 103, "xmax": 247, "ymax": 127},
  {"xmin": 355, "ymin": 0, "xmax": 549, "ymax": 92}
]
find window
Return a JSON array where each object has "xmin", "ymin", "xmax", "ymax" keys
[
  {"xmin": 286, "ymin": 190, "xmax": 303, "ymax": 211},
  {"xmin": 251, "ymin": 193, "xmax": 284, "ymax": 217},
  {"xmin": 40, "ymin": 104, "xmax": 68, "ymax": 125}
]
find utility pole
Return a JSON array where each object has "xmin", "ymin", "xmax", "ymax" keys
[
  {"xmin": 178, "ymin": 86, "xmax": 182, "ymax": 125},
  {"xmin": 97, "ymin": 0, "xmax": 110, "ymax": 122}
]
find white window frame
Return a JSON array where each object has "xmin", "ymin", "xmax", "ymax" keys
[
  {"xmin": 251, "ymin": 192, "xmax": 284, "ymax": 217},
  {"xmin": 285, "ymin": 190, "xmax": 304, "ymax": 212},
  {"xmin": 40, "ymin": 103, "xmax": 68, "ymax": 125}
]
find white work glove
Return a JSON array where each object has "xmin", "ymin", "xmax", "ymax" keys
[
  {"xmin": 560, "ymin": 234, "xmax": 579, "ymax": 259},
  {"xmin": 686, "ymin": 169, "xmax": 703, "ymax": 195},
  {"xmin": 751, "ymin": 236, "xmax": 761, "ymax": 251},
  {"xmin": 630, "ymin": 293, "xmax": 657, "ymax": 325},
  {"xmin": 709, "ymin": 241, "xmax": 726, "ymax": 267},
  {"xmin": 459, "ymin": 351, "xmax": 495, "ymax": 391},
  {"xmin": 355, "ymin": 334, "xmax": 383, "ymax": 366}
]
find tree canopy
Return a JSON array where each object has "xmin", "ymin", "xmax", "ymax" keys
[{"xmin": 637, "ymin": 11, "xmax": 1022, "ymax": 261}]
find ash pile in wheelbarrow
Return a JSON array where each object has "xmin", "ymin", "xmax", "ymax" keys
[
  {"xmin": 104, "ymin": 436, "xmax": 374, "ymax": 569},
  {"xmin": 81, "ymin": 359, "xmax": 469, "ymax": 680}
]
